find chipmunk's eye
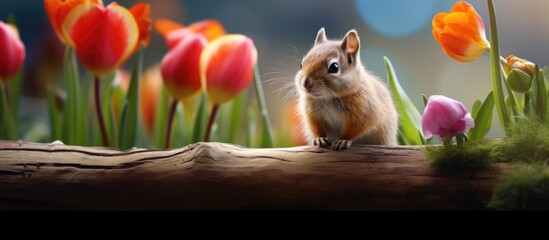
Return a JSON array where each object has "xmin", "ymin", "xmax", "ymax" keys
[{"xmin": 328, "ymin": 62, "xmax": 339, "ymax": 74}]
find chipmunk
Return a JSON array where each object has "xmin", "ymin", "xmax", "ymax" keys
[{"xmin": 295, "ymin": 28, "xmax": 398, "ymax": 150}]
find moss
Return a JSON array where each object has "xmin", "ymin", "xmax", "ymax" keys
[
  {"xmin": 494, "ymin": 117, "xmax": 549, "ymax": 164},
  {"xmin": 424, "ymin": 117, "xmax": 549, "ymax": 210},
  {"xmin": 487, "ymin": 163, "xmax": 549, "ymax": 210},
  {"xmin": 425, "ymin": 140, "xmax": 503, "ymax": 172}
]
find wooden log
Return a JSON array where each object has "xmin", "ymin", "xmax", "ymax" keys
[{"xmin": 0, "ymin": 141, "xmax": 508, "ymax": 210}]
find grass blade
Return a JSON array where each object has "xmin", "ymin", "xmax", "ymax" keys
[
  {"xmin": 252, "ymin": 65, "xmax": 274, "ymax": 148},
  {"xmin": 192, "ymin": 93, "xmax": 207, "ymax": 143},
  {"xmin": 46, "ymin": 88, "xmax": 62, "ymax": 141},
  {"xmin": 228, "ymin": 90, "xmax": 245, "ymax": 144},
  {"xmin": 119, "ymin": 48, "xmax": 143, "ymax": 150},
  {"xmin": 0, "ymin": 84, "xmax": 15, "ymax": 140},
  {"xmin": 153, "ymin": 86, "xmax": 169, "ymax": 148},
  {"xmin": 535, "ymin": 65, "xmax": 547, "ymax": 123}
]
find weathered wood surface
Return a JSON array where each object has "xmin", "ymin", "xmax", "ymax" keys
[{"xmin": 0, "ymin": 141, "xmax": 509, "ymax": 210}]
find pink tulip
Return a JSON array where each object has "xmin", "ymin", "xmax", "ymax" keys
[
  {"xmin": 0, "ymin": 21, "xmax": 25, "ymax": 84},
  {"xmin": 422, "ymin": 95, "xmax": 475, "ymax": 140}
]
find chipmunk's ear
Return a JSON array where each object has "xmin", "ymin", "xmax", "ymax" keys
[
  {"xmin": 341, "ymin": 29, "xmax": 360, "ymax": 64},
  {"xmin": 315, "ymin": 28, "xmax": 327, "ymax": 44}
]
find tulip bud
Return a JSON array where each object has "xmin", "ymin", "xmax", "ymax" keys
[
  {"xmin": 201, "ymin": 34, "xmax": 257, "ymax": 105},
  {"xmin": 161, "ymin": 32, "xmax": 207, "ymax": 100},
  {"xmin": 0, "ymin": 21, "xmax": 25, "ymax": 84},
  {"xmin": 422, "ymin": 95, "xmax": 475, "ymax": 141},
  {"xmin": 505, "ymin": 55, "xmax": 535, "ymax": 93}
]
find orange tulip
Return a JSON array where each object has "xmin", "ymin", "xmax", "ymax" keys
[
  {"xmin": 61, "ymin": 1, "xmax": 139, "ymax": 77},
  {"xmin": 161, "ymin": 31, "xmax": 207, "ymax": 100},
  {"xmin": 44, "ymin": 0, "xmax": 103, "ymax": 44},
  {"xmin": 0, "ymin": 21, "xmax": 25, "ymax": 84},
  {"xmin": 156, "ymin": 19, "xmax": 225, "ymax": 49},
  {"xmin": 200, "ymin": 34, "xmax": 257, "ymax": 105},
  {"xmin": 129, "ymin": 3, "xmax": 151, "ymax": 48},
  {"xmin": 432, "ymin": 1, "xmax": 490, "ymax": 62}
]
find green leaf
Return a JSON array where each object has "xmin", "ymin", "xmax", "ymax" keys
[
  {"xmin": 62, "ymin": 47, "xmax": 85, "ymax": 145},
  {"xmin": 503, "ymin": 72, "xmax": 520, "ymax": 120},
  {"xmin": 192, "ymin": 93, "xmax": 207, "ymax": 143},
  {"xmin": 488, "ymin": 0, "xmax": 510, "ymax": 134},
  {"xmin": 8, "ymin": 64, "xmax": 22, "ymax": 126},
  {"xmin": 0, "ymin": 83, "xmax": 15, "ymax": 140},
  {"xmin": 228, "ymin": 91, "xmax": 245, "ymax": 144},
  {"xmin": 46, "ymin": 88, "xmax": 62, "ymax": 141},
  {"xmin": 384, "ymin": 57, "xmax": 422, "ymax": 145},
  {"xmin": 100, "ymin": 73, "xmax": 117, "ymax": 147},
  {"xmin": 422, "ymin": 94, "xmax": 428, "ymax": 107},
  {"xmin": 419, "ymin": 130, "xmax": 426, "ymax": 145},
  {"xmin": 535, "ymin": 65, "xmax": 547, "ymax": 123},
  {"xmin": 154, "ymin": 86, "xmax": 170, "ymax": 148},
  {"xmin": 173, "ymin": 103, "xmax": 187, "ymax": 147},
  {"xmin": 246, "ymin": 102, "xmax": 259, "ymax": 148},
  {"xmin": 119, "ymin": 48, "xmax": 143, "ymax": 150},
  {"xmin": 252, "ymin": 65, "xmax": 274, "ymax": 148},
  {"xmin": 471, "ymin": 100, "xmax": 482, "ymax": 119},
  {"xmin": 468, "ymin": 91, "xmax": 494, "ymax": 141}
]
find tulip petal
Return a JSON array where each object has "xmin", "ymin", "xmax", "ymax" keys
[
  {"xmin": 201, "ymin": 34, "xmax": 257, "ymax": 105},
  {"xmin": 165, "ymin": 28, "xmax": 193, "ymax": 50},
  {"xmin": 188, "ymin": 19, "xmax": 225, "ymax": 41},
  {"xmin": 130, "ymin": 2, "xmax": 151, "ymax": 47},
  {"xmin": 45, "ymin": 0, "xmax": 103, "ymax": 44},
  {"xmin": 432, "ymin": 1, "xmax": 489, "ymax": 62},
  {"xmin": 62, "ymin": 2, "xmax": 139, "ymax": 76},
  {"xmin": 0, "ymin": 22, "xmax": 25, "ymax": 83},
  {"xmin": 155, "ymin": 19, "xmax": 184, "ymax": 38},
  {"xmin": 161, "ymin": 32, "xmax": 207, "ymax": 100},
  {"xmin": 422, "ymin": 95, "xmax": 474, "ymax": 139}
]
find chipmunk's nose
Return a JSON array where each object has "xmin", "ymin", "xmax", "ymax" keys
[{"xmin": 303, "ymin": 78, "xmax": 313, "ymax": 91}]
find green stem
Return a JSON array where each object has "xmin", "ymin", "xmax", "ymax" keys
[
  {"xmin": 252, "ymin": 65, "xmax": 274, "ymax": 147},
  {"xmin": 164, "ymin": 100, "xmax": 178, "ymax": 149},
  {"xmin": 204, "ymin": 104, "xmax": 220, "ymax": 142},
  {"xmin": 0, "ymin": 83, "xmax": 15, "ymax": 140},
  {"xmin": 443, "ymin": 136, "xmax": 452, "ymax": 146},
  {"xmin": 488, "ymin": 0, "xmax": 510, "ymax": 134},
  {"xmin": 94, "ymin": 76, "xmax": 110, "ymax": 147},
  {"xmin": 524, "ymin": 93, "xmax": 531, "ymax": 114}
]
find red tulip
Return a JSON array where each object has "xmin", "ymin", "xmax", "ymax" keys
[
  {"xmin": 129, "ymin": 2, "xmax": 151, "ymax": 48},
  {"xmin": 160, "ymin": 31, "xmax": 207, "ymax": 100},
  {"xmin": 44, "ymin": 0, "xmax": 103, "ymax": 44},
  {"xmin": 61, "ymin": 1, "xmax": 139, "ymax": 77},
  {"xmin": 200, "ymin": 34, "xmax": 257, "ymax": 105},
  {"xmin": 0, "ymin": 21, "xmax": 25, "ymax": 84}
]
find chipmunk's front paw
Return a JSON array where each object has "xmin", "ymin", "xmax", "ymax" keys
[
  {"xmin": 332, "ymin": 139, "xmax": 352, "ymax": 151},
  {"xmin": 312, "ymin": 137, "xmax": 330, "ymax": 148}
]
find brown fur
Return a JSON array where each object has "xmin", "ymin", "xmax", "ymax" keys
[{"xmin": 295, "ymin": 28, "xmax": 398, "ymax": 149}]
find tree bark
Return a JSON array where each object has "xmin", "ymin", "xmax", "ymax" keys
[{"xmin": 0, "ymin": 141, "xmax": 509, "ymax": 210}]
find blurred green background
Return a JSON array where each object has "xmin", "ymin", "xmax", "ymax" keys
[{"xmin": 1, "ymin": 0, "xmax": 548, "ymax": 142}]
